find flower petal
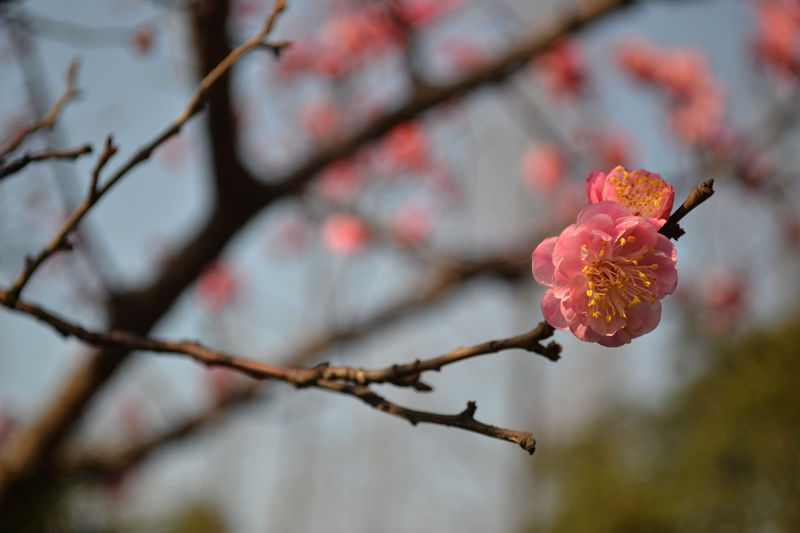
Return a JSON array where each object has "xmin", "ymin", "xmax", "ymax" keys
[
  {"xmin": 532, "ymin": 236, "xmax": 559, "ymax": 287},
  {"xmin": 541, "ymin": 288, "xmax": 568, "ymax": 330}
]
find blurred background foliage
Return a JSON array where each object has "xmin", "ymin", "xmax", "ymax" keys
[{"xmin": 529, "ymin": 315, "xmax": 800, "ymax": 533}]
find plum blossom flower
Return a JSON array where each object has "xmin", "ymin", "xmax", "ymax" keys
[
  {"xmin": 522, "ymin": 142, "xmax": 568, "ymax": 195},
  {"xmin": 752, "ymin": 0, "xmax": 800, "ymax": 81},
  {"xmin": 532, "ymin": 201, "xmax": 678, "ymax": 347},
  {"xmin": 196, "ymin": 261, "xmax": 238, "ymax": 311},
  {"xmin": 129, "ymin": 26, "xmax": 155, "ymax": 56},
  {"xmin": 586, "ymin": 166, "xmax": 674, "ymax": 229},
  {"xmin": 390, "ymin": 205, "xmax": 433, "ymax": 247},
  {"xmin": 699, "ymin": 268, "xmax": 748, "ymax": 336},
  {"xmin": 322, "ymin": 213, "xmax": 371, "ymax": 255},
  {"xmin": 532, "ymin": 38, "xmax": 588, "ymax": 100},
  {"xmin": 316, "ymin": 159, "xmax": 362, "ymax": 204},
  {"xmin": 376, "ymin": 121, "xmax": 431, "ymax": 174}
]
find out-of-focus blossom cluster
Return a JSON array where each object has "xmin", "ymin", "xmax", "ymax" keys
[
  {"xmin": 532, "ymin": 167, "xmax": 678, "ymax": 346},
  {"xmin": 195, "ymin": 261, "xmax": 239, "ymax": 311},
  {"xmin": 617, "ymin": 39, "xmax": 727, "ymax": 148},
  {"xmin": 521, "ymin": 142, "xmax": 568, "ymax": 195},
  {"xmin": 752, "ymin": 0, "xmax": 800, "ymax": 82},
  {"xmin": 532, "ymin": 38, "xmax": 589, "ymax": 101},
  {"xmin": 277, "ymin": 0, "xmax": 461, "ymax": 80},
  {"xmin": 677, "ymin": 268, "xmax": 749, "ymax": 336},
  {"xmin": 129, "ymin": 26, "xmax": 155, "ymax": 56},
  {"xmin": 322, "ymin": 213, "xmax": 371, "ymax": 256}
]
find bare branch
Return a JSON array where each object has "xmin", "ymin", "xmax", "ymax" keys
[
  {"xmin": 0, "ymin": 58, "xmax": 81, "ymax": 160},
  {"xmin": 2, "ymin": 1, "xmax": 287, "ymax": 304},
  {"xmin": 316, "ymin": 384, "xmax": 538, "ymax": 454},
  {"xmin": 0, "ymin": 144, "xmax": 92, "ymax": 180},
  {"xmin": 0, "ymin": 286, "xmax": 542, "ymax": 454},
  {"xmin": 88, "ymin": 135, "xmax": 118, "ymax": 197},
  {"xmin": 313, "ymin": 322, "xmax": 560, "ymax": 391},
  {"xmin": 659, "ymin": 179, "xmax": 716, "ymax": 241}
]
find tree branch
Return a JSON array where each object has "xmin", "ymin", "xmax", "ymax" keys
[
  {"xmin": 659, "ymin": 179, "xmax": 716, "ymax": 240},
  {"xmin": 0, "ymin": 0, "xmax": 634, "ymax": 516},
  {"xmin": 0, "ymin": 143, "xmax": 92, "ymax": 180},
  {"xmin": 0, "ymin": 58, "xmax": 80, "ymax": 160},
  {"xmin": 0, "ymin": 287, "xmax": 543, "ymax": 454},
  {"xmin": 2, "ymin": 0, "xmax": 287, "ymax": 305}
]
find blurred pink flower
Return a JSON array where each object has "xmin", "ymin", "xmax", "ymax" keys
[
  {"xmin": 129, "ymin": 27, "xmax": 155, "ymax": 56},
  {"xmin": 390, "ymin": 205, "xmax": 433, "ymax": 247},
  {"xmin": 322, "ymin": 213, "xmax": 370, "ymax": 255},
  {"xmin": 522, "ymin": 142, "xmax": 567, "ymax": 195},
  {"xmin": 596, "ymin": 131, "xmax": 632, "ymax": 169},
  {"xmin": 316, "ymin": 159, "xmax": 362, "ymax": 204},
  {"xmin": 395, "ymin": 0, "xmax": 462, "ymax": 28},
  {"xmin": 299, "ymin": 101, "xmax": 339, "ymax": 142},
  {"xmin": 586, "ymin": 166, "xmax": 674, "ymax": 228},
  {"xmin": 617, "ymin": 39, "xmax": 728, "ymax": 149},
  {"xmin": 753, "ymin": 0, "xmax": 800, "ymax": 80},
  {"xmin": 532, "ymin": 201, "xmax": 678, "ymax": 347},
  {"xmin": 206, "ymin": 367, "xmax": 247, "ymax": 406},
  {"xmin": 668, "ymin": 82, "xmax": 726, "ymax": 147},
  {"xmin": 700, "ymin": 268, "xmax": 748, "ymax": 336},
  {"xmin": 533, "ymin": 39, "xmax": 588, "ymax": 100},
  {"xmin": 617, "ymin": 40, "xmax": 661, "ymax": 82},
  {"xmin": 782, "ymin": 210, "xmax": 800, "ymax": 247},
  {"xmin": 738, "ymin": 145, "xmax": 772, "ymax": 188},
  {"xmin": 277, "ymin": 41, "xmax": 318, "ymax": 79},
  {"xmin": 378, "ymin": 121, "xmax": 431, "ymax": 174},
  {"xmin": 196, "ymin": 261, "xmax": 238, "ymax": 311}
]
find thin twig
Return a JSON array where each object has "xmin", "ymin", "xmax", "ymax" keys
[
  {"xmin": 0, "ymin": 59, "xmax": 81, "ymax": 160},
  {"xmin": 3, "ymin": 0, "xmax": 287, "ymax": 304},
  {"xmin": 309, "ymin": 322, "xmax": 560, "ymax": 391},
  {"xmin": 0, "ymin": 287, "xmax": 540, "ymax": 452},
  {"xmin": 89, "ymin": 135, "xmax": 118, "ymax": 197},
  {"xmin": 659, "ymin": 179, "xmax": 716, "ymax": 241},
  {"xmin": 0, "ymin": 144, "xmax": 92, "ymax": 180},
  {"xmin": 316, "ymin": 383, "xmax": 537, "ymax": 454}
]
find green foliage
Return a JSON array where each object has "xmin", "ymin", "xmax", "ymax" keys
[{"xmin": 531, "ymin": 318, "xmax": 800, "ymax": 533}]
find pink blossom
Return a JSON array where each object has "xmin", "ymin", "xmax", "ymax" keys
[
  {"xmin": 617, "ymin": 40, "xmax": 661, "ymax": 82},
  {"xmin": 277, "ymin": 41, "xmax": 318, "ymax": 80},
  {"xmin": 205, "ymin": 367, "xmax": 246, "ymax": 406},
  {"xmin": 532, "ymin": 201, "xmax": 678, "ymax": 347},
  {"xmin": 594, "ymin": 130, "xmax": 632, "ymax": 169},
  {"xmin": 316, "ymin": 159, "xmax": 362, "ymax": 204},
  {"xmin": 129, "ymin": 27, "xmax": 155, "ymax": 56},
  {"xmin": 668, "ymin": 82, "xmax": 726, "ymax": 147},
  {"xmin": 700, "ymin": 268, "xmax": 748, "ymax": 336},
  {"xmin": 299, "ymin": 101, "xmax": 339, "ymax": 142},
  {"xmin": 196, "ymin": 261, "xmax": 238, "ymax": 311},
  {"xmin": 533, "ymin": 39, "xmax": 587, "ymax": 100},
  {"xmin": 377, "ymin": 121, "xmax": 431, "ymax": 174},
  {"xmin": 585, "ymin": 166, "xmax": 674, "ymax": 229},
  {"xmin": 390, "ymin": 205, "xmax": 433, "ymax": 247},
  {"xmin": 782, "ymin": 210, "xmax": 800, "ymax": 247},
  {"xmin": 753, "ymin": 0, "xmax": 800, "ymax": 80},
  {"xmin": 395, "ymin": 0, "xmax": 462, "ymax": 28},
  {"xmin": 322, "ymin": 213, "xmax": 370, "ymax": 255},
  {"xmin": 522, "ymin": 143, "xmax": 567, "ymax": 195},
  {"xmin": 738, "ymin": 145, "xmax": 771, "ymax": 188}
]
